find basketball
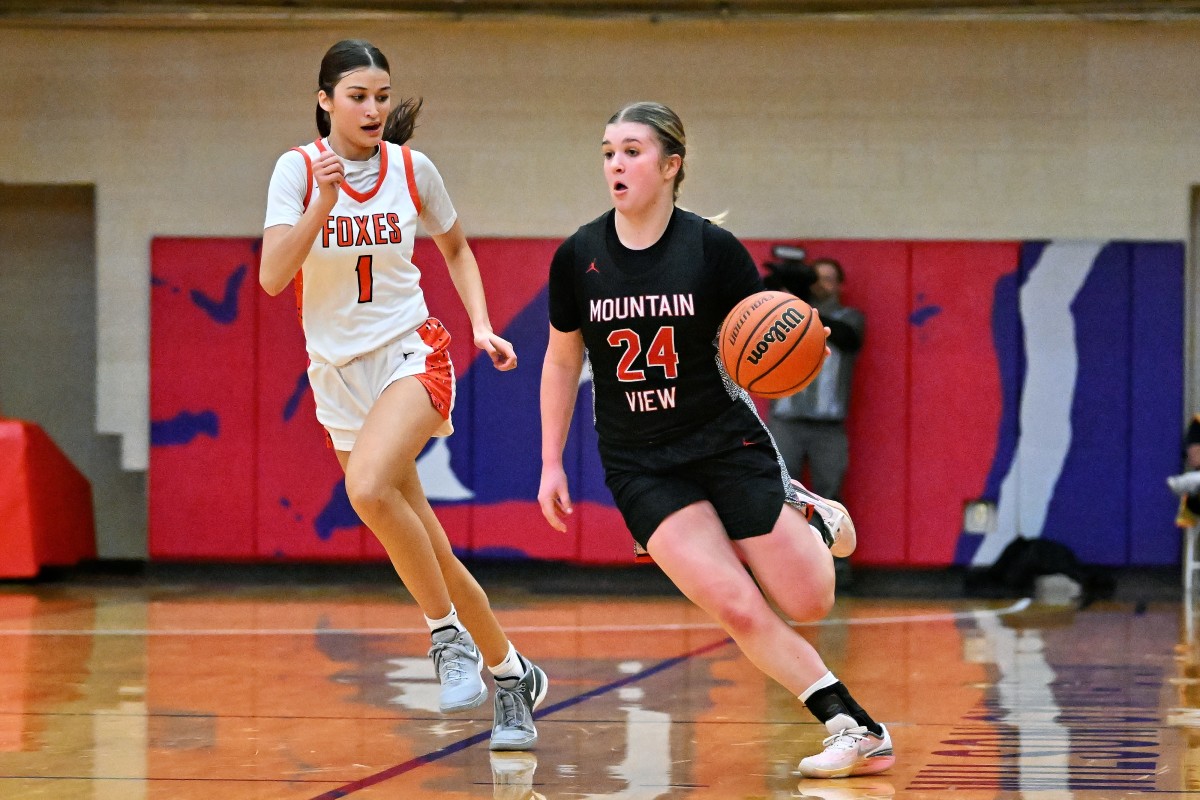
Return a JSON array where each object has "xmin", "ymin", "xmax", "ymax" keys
[{"xmin": 718, "ymin": 291, "xmax": 827, "ymax": 398}]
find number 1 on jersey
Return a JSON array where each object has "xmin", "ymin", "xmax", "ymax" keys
[{"xmin": 355, "ymin": 255, "xmax": 373, "ymax": 303}]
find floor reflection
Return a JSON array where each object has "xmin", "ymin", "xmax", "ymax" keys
[
  {"xmin": 490, "ymin": 752, "xmax": 541, "ymax": 800},
  {"xmin": 0, "ymin": 584, "xmax": 1190, "ymax": 798},
  {"xmin": 792, "ymin": 780, "xmax": 896, "ymax": 800},
  {"xmin": 1169, "ymin": 599, "xmax": 1200, "ymax": 795}
]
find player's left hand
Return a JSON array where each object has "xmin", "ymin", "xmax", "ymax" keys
[
  {"xmin": 823, "ymin": 325, "xmax": 832, "ymax": 358},
  {"xmin": 476, "ymin": 331, "xmax": 517, "ymax": 371},
  {"xmin": 538, "ymin": 467, "xmax": 573, "ymax": 532}
]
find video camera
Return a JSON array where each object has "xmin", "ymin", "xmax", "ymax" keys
[{"xmin": 762, "ymin": 244, "xmax": 817, "ymax": 301}]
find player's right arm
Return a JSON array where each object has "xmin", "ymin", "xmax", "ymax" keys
[
  {"xmin": 538, "ymin": 326, "xmax": 585, "ymax": 532},
  {"xmin": 259, "ymin": 149, "xmax": 344, "ymax": 296}
]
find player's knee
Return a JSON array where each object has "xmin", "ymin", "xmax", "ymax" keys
[
  {"xmin": 779, "ymin": 586, "xmax": 834, "ymax": 623},
  {"xmin": 708, "ymin": 586, "xmax": 769, "ymax": 637},
  {"xmin": 343, "ymin": 468, "xmax": 391, "ymax": 521}
]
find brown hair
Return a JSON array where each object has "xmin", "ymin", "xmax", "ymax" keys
[{"xmin": 316, "ymin": 39, "xmax": 422, "ymax": 145}]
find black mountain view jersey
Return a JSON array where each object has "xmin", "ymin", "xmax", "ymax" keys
[{"xmin": 549, "ymin": 208, "xmax": 764, "ymax": 447}]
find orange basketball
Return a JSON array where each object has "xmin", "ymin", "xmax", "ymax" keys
[{"xmin": 718, "ymin": 291, "xmax": 827, "ymax": 399}]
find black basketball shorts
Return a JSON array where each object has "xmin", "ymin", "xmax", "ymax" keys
[{"xmin": 598, "ymin": 401, "xmax": 789, "ymax": 548}]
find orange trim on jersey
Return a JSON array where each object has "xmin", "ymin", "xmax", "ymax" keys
[
  {"xmin": 414, "ymin": 319, "xmax": 453, "ymax": 421},
  {"xmin": 287, "ymin": 146, "xmax": 314, "ymax": 325},
  {"xmin": 401, "ymin": 145, "xmax": 422, "ymax": 216},
  {"xmin": 314, "ymin": 138, "xmax": 388, "ymax": 203},
  {"xmin": 290, "ymin": 146, "xmax": 314, "ymax": 210},
  {"xmin": 293, "ymin": 270, "xmax": 304, "ymax": 324}
]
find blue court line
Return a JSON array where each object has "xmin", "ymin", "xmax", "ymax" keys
[{"xmin": 308, "ymin": 634, "xmax": 735, "ymax": 799}]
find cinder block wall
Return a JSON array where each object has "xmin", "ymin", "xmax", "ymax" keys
[{"xmin": 4, "ymin": 17, "xmax": 1200, "ymax": 556}]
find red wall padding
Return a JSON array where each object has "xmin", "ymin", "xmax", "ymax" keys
[
  {"xmin": 149, "ymin": 237, "xmax": 624, "ymax": 563},
  {"xmin": 906, "ymin": 242, "xmax": 1016, "ymax": 565},
  {"xmin": 166, "ymin": 231, "xmax": 1200, "ymax": 568},
  {"xmin": 149, "ymin": 236, "xmax": 1030, "ymax": 567},
  {"xmin": 150, "ymin": 239, "xmax": 258, "ymax": 559},
  {"xmin": 0, "ymin": 420, "xmax": 96, "ymax": 577}
]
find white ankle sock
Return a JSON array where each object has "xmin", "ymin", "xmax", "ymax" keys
[
  {"xmin": 425, "ymin": 605, "xmax": 464, "ymax": 634},
  {"xmin": 488, "ymin": 642, "xmax": 526, "ymax": 682},
  {"xmin": 799, "ymin": 670, "xmax": 839, "ymax": 702}
]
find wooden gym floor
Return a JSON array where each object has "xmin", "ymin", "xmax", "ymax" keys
[{"xmin": 0, "ymin": 565, "xmax": 1195, "ymax": 799}]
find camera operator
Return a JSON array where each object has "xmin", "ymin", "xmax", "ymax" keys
[
  {"xmin": 762, "ymin": 245, "xmax": 819, "ymax": 301},
  {"xmin": 764, "ymin": 249, "xmax": 865, "ymax": 584},
  {"xmin": 762, "ymin": 247, "xmax": 862, "ymax": 357}
]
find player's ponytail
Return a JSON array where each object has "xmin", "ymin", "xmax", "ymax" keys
[{"xmin": 383, "ymin": 97, "xmax": 423, "ymax": 146}]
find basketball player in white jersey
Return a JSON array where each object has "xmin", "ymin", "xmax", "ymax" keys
[
  {"xmin": 260, "ymin": 39, "xmax": 546, "ymax": 751},
  {"xmin": 538, "ymin": 102, "xmax": 893, "ymax": 779}
]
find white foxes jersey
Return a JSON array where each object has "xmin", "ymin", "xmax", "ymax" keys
[{"xmin": 264, "ymin": 139, "xmax": 458, "ymax": 367}]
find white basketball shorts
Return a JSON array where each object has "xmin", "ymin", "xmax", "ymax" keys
[{"xmin": 307, "ymin": 317, "xmax": 455, "ymax": 451}]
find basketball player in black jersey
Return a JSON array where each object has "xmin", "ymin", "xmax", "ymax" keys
[{"xmin": 537, "ymin": 102, "xmax": 894, "ymax": 779}]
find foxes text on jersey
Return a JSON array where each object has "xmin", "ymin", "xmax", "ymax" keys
[{"xmin": 263, "ymin": 139, "xmax": 457, "ymax": 366}]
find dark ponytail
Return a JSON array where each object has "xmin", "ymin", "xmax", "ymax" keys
[
  {"xmin": 314, "ymin": 39, "xmax": 422, "ymax": 144},
  {"xmin": 383, "ymin": 97, "xmax": 422, "ymax": 145}
]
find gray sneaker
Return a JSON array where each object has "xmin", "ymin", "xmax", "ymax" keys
[
  {"xmin": 428, "ymin": 627, "xmax": 488, "ymax": 714},
  {"xmin": 790, "ymin": 480, "xmax": 856, "ymax": 558},
  {"xmin": 489, "ymin": 660, "xmax": 548, "ymax": 751}
]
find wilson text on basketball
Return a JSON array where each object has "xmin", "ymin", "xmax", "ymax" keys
[{"xmin": 745, "ymin": 307, "xmax": 806, "ymax": 366}]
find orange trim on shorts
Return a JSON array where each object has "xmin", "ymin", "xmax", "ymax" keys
[{"xmin": 414, "ymin": 318, "xmax": 453, "ymax": 420}]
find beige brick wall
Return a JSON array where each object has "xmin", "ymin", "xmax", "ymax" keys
[{"xmin": 4, "ymin": 18, "xmax": 1200, "ymax": 469}]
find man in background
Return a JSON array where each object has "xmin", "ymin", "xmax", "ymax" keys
[{"xmin": 765, "ymin": 254, "xmax": 865, "ymax": 582}]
